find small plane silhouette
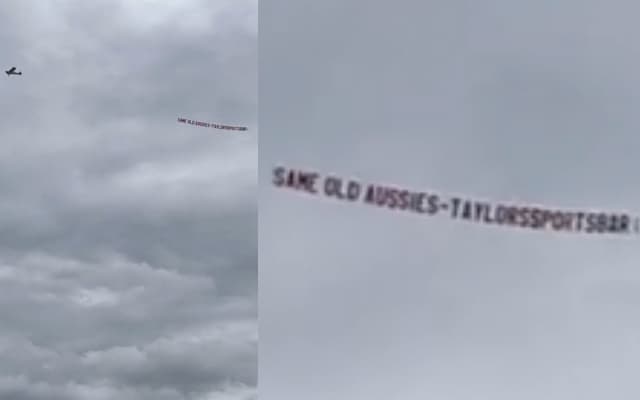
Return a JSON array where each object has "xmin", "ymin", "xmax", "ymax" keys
[{"xmin": 5, "ymin": 67, "xmax": 21, "ymax": 76}]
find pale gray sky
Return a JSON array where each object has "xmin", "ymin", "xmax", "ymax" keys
[
  {"xmin": 0, "ymin": 1, "xmax": 256, "ymax": 399},
  {"xmin": 260, "ymin": 0, "xmax": 640, "ymax": 399}
]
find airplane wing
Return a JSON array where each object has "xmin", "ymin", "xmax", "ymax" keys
[{"xmin": 8, "ymin": 67, "xmax": 15, "ymax": 73}]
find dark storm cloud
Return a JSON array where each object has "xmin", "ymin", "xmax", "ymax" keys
[
  {"xmin": 261, "ymin": 0, "xmax": 640, "ymax": 399},
  {"xmin": 0, "ymin": 0, "xmax": 256, "ymax": 399}
]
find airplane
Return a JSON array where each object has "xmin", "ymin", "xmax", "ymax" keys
[{"xmin": 5, "ymin": 67, "xmax": 21, "ymax": 76}]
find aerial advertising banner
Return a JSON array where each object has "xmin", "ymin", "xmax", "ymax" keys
[
  {"xmin": 177, "ymin": 117, "xmax": 248, "ymax": 131},
  {"xmin": 272, "ymin": 166, "xmax": 640, "ymax": 236}
]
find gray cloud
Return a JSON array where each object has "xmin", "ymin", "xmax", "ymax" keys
[
  {"xmin": 0, "ymin": 0, "xmax": 255, "ymax": 399},
  {"xmin": 261, "ymin": 0, "xmax": 640, "ymax": 399}
]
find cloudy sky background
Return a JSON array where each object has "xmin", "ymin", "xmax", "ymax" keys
[
  {"xmin": 261, "ymin": 0, "xmax": 640, "ymax": 398},
  {"xmin": 0, "ymin": 1, "xmax": 256, "ymax": 399}
]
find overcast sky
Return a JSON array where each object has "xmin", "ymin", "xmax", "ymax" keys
[
  {"xmin": 0, "ymin": 1, "xmax": 256, "ymax": 399},
  {"xmin": 261, "ymin": 0, "xmax": 640, "ymax": 399}
]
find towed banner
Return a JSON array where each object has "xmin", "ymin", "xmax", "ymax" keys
[
  {"xmin": 177, "ymin": 117, "xmax": 248, "ymax": 131},
  {"xmin": 272, "ymin": 166, "xmax": 640, "ymax": 236}
]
